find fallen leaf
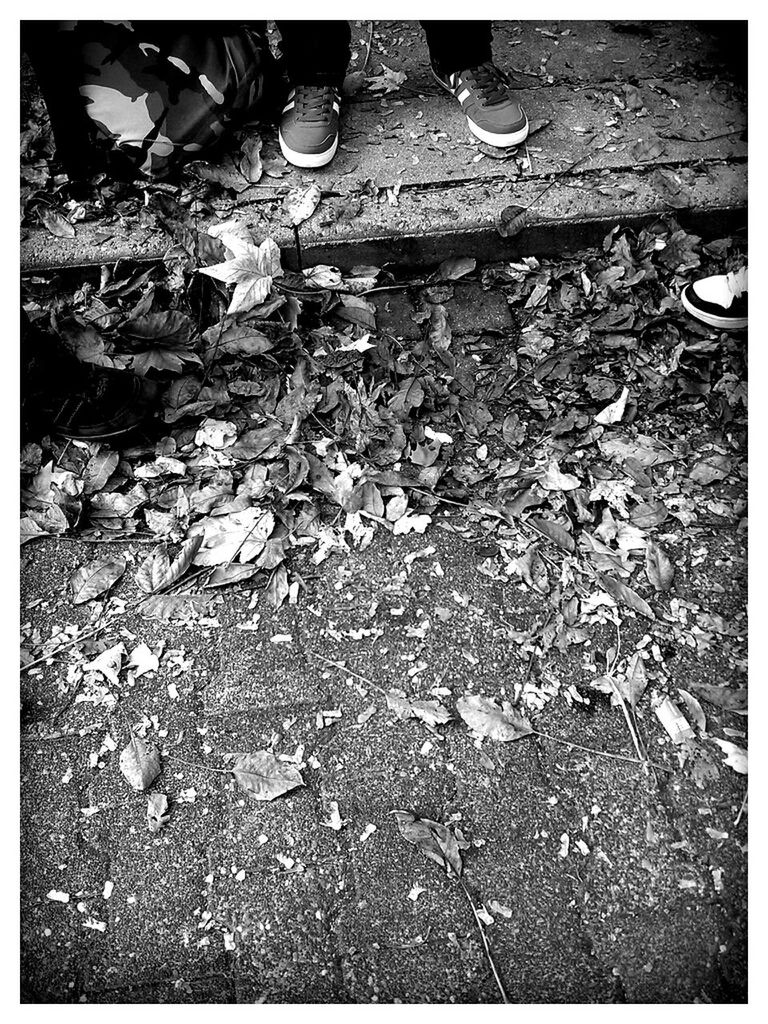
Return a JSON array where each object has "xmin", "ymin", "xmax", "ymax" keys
[
  {"xmin": 147, "ymin": 792, "xmax": 170, "ymax": 832},
  {"xmin": 367, "ymin": 64, "xmax": 407, "ymax": 94},
  {"xmin": 595, "ymin": 386, "xmax": 629, "ymax": 425},
  {"xmin": 598, "ymin": 575, "xmax": 655, "ymax": 618},
  {"xmin": 283, "ymin": 184, "xmax": 322, "ymax": 227},
  {"xmin": 83, "ymin": 643, "xmax": 126, "ymax": 687},
  {"xmin": 188, "ymin": 508, "xmax": 275, "ymax": 566},
  {"xmin": 199, "ymin": 231, "xmax": 282, "ymax": 315},
  {"xmin": 386, "ymin": 691, "xmax": 452, "ymax": 728},
  {"xmin": 206, "ymin": 564, "xmax": 258, "ymax": 588},
  {"xmin": 530, "ymin": 517, "xmax": 575, "ymax": 553},
  {"xmin": 688, "ymin": 684, "xmax": 747, "ymax": 712},
  {"xmin": 435, "ymin": 256, "xmax": 476, "ymax": 281},
  {"xmin": 540, "ymin": 461, "xmax": 580, "ymax": 491},
  {"xmin": 136, "ymin": 536, "xmax": 203, "ymax": 594},
  {"xmin": 227, "ymin": 751, "xmax": 304, "ymax": 801},
  {"xmin": 38, "ymin": 206, "xmax": 75, "ymax": 238},
  {"xmin": 456, "ymin": 694, "xmax": 533, "ymax": 742},
  {"xmin": 69, "ymin": 557, "xmax": 126, "ymax": 605},
  {"xmin": 391, "ymin": 809, "xmax": 467, "ymax": 878},
  {"xmin": 119, "ymin": 734, "xmax": 161, "ymax": 791},
  {"xmin": 645, "ymin": 540, "xmax": 675, "ymax": 591},
  {"xmin": 712, "ymin": 738, "xmax": 747, "ymax": 774}
]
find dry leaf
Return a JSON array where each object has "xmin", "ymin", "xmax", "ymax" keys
[
  {"xmin": 391, "ymin": 810, "xmax": 468, "ymax": 878},
  {"xmin": 645, "ymin": 540, "xmax": 675, "ymax": 592},
  {"xmin": 227, "ymin": 751, "xmax": 304, "ymax": 801},
  {"xmin": 147, "ymin": 792, "xmax": 170, "ymax": 832},
  {"xmin": 712, "ymin": 738, "xmax": 747, "ymax": 774},
  {"xmin": 386, "ymin": 691, "xmax": 452, "ymax": 728},
  {"xmin": 283, "ymin": 184, "xmax": 322, "ymax": 227},
  {"xmin": 69, "ymin": 557, "xmax": 126, "ymax": 605},
  {"xmin": 456, "ymin": 694, "xmax": 533, "ymax": 742},
  {"xmin": 598, "ymin": 574, "xmax": 655, "ymax": 618},
  {"xmin": 595, "ymin": 386, "xmax": 629, "ymax": 425},
  {"xmin": 119, "ymin": 734, "xmax": 161, "ymax": 791},
  {"xmin": 136, "ymin": 536, "xmax": 202, "ymax": 594}
]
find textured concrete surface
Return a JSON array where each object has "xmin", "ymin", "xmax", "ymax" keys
[
  {"xmin": 20, "ymin": 522, "xmax": 747, "ymax": 1004},
  {"xmin": 20, "ymin": 20, "xmax": 747, "ymax": 271}
]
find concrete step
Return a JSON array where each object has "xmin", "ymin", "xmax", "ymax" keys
[{"xmin": 20, "ymin": 20, "xmax": 746, "ymax": 273}]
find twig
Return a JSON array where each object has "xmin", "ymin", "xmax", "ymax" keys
[
  {"xmin": 361, "ymin": 20, "xmax": 375, "ymax": 73},
  {"xmin": 293, "ymin": 224, "xmax": 303, "ymax": 273},
  {"xmin": 532, "ymin": 731, "xmax": 671, "ymax": 773},
  {"xmin": 164, "ymin": 753, "xmax": 231, "ymax": 775},
  {"xmin": 308, "ymin": 650, "xmax": 388, "ymax": 696},
  {"xmin": 457, "ymin": 879, "xmax": 509, "ymax": 1003},
  {"xmin": 734, "ymin": 789, "xmax": 748, "ymax": 827},
  {"xmin": 20, "ymin": 621, "xmax": 110, "ymax": 674}
]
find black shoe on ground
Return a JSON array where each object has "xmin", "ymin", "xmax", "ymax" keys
[
  {"xmin": 22, "ymin": 319, "xmax": 159, "ymax": 441},
  {"xmin": 432, "ymin": 61, "xmax": 529, "ymax": 148}
]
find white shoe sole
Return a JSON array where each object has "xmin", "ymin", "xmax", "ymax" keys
[
  {"xmin": 466, "ymin": 115, "xmax": 529, "ymax": 148},
  {"xmin": 431, "ymin": 67, "xmax": 529, "ymax": 148},
  {"xmin": 279, "ymin": 130, "xmax": 338, "ymax": 169},
  {"xmin": 681, "ymin": 290, "xmax": 747, "ymax": 330}
]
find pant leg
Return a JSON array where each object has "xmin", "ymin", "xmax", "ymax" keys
[
  {"xmin": 22, "ymin": 22, "xmax": 100, "ymax": 180},
  {"xmin": 23, "ymin": 20, "xmax": 271, "ymax": 180},
  {"xmin": 421, "ymin": 21, "xmax": 493, "ymax": 76},
  {"xmin": 276, "ymin": 21, "xmax": 351, "ymax": 88}
]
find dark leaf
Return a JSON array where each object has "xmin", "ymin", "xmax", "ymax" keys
[{"xmin": 391, "ymin": 810, "xmax": 467, "ymax": 878}]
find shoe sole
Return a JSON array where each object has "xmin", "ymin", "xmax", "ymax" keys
[
  {"xmin": 681, "ymin": 289, "xmax": 748, "ymax": 330},
  {"xmin": 432, "ymin": 68, "xmax": 529, "ymax": 148},
  {"xmin": 279, "ymin": 130, "xmax": 338, "ymax": 169}
]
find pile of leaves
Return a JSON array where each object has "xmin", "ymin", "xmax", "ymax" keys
[{"xmin": 21, "ymin": 213, "xmax": 747, "ymax": 774}]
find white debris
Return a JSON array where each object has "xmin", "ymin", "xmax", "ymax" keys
[
  {"xmin": 359, "ymin": 823, "xmax": 377, "ymax": 843},
  {"xmin": 46, "ymin": 890, "xmax": 70, "ymax": 904}
]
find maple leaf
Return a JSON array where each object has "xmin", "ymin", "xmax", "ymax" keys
[{"xmin": 198, "ymin": 223, "xmax": 283, "ymax": 315}]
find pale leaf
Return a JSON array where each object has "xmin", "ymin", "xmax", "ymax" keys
[
  {"xmin": 119, "ymin": 734, "xmax": 161, "ymax": 791},
  {"xmin": 227, "ymin": 751, "xmax": 304, "ymax": 801},
  {"xmin": 283, "ymin": 184, "xmax": 322, "ymax": 227},
  {"xmin": 386, "ymin": 691, "xmax": 452, "ymax": 728},
  {"xmin": 456, "ymin": 694, "xmax": 533, "ymax": 742}
]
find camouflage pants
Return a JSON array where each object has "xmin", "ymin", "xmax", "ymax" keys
[{"xmin": 24, "ymin": 21, "xmax": 270, "ymax": 179}]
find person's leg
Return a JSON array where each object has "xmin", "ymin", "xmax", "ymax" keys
[
  {"xmin": 275, "ymin": 21, "xmax": 350, "ymax": 169},
  {"xmin": 276, "ymin": 21, "xmax": 351, "ymax": 87},
  {"xmin": 421, "ymin": 20, "xmax": 529, "ymax": 149},
  {"xmin": 22, "ymin": 20, "xmax": 271, "ymax": 181},
  {"xmin": 421, "ymin": 21, "xmax": 492, "ymax": 77}
]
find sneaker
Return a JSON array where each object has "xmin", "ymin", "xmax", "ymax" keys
[
  {"xmin": 279, "ymin": 84, "xmax": 340, "ymax": 168},
  {"xmin": 25, "ymin": 360, "xmax": 159, "ymax": 441},
  {"xmin": 681, "ymin": 269, "xmax": 748, "ymax": 330},
  {"xmin": 432, "ymin": 61, "xmax": 529, "ymax": 148}
]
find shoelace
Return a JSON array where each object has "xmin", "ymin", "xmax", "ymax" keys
[
  {"xmin": 461, "ymin": 62, "xmax": 510, "ymax": 106},
  {"xmin": 294, "ymin": 84, "xmax": 337, "ymax": 122}
]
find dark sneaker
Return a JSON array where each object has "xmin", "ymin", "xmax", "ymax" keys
[
  {"xmin": 681, "ymin": 269, "xmax": 748, "ymax": 330},
  {"xmin": 279, "ymin": 84, "xmax": 340, "ymax": 168},
  {"xmin": 28, "ymin": 363, "xmax": 159, "ymax": 441},
  {"xmin": 432, "ymin": 61, "xmax": 529, "ymax": 148}
]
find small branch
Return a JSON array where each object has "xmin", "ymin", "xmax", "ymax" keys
[
  {"xmin": 532, "ymin": 730, "xmax": 671, "ymax": 773},
  {"xmin": 308, "ymin": 650, "xmax": 388, "ymax": 696},
  {"xmin": 457, "ymin": 879, "xmax": 509, "ymax": 1003},
  {"xmin": 293, "ymin": 225, "xmax": 303, "ymax": 273},
  {"xmin": 734, "ymin": 789, "xmax": 748, "ymax": 827},
  {"xmin": 164, "ymin": 753, "xmax": 232, "ymax": 775}
]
